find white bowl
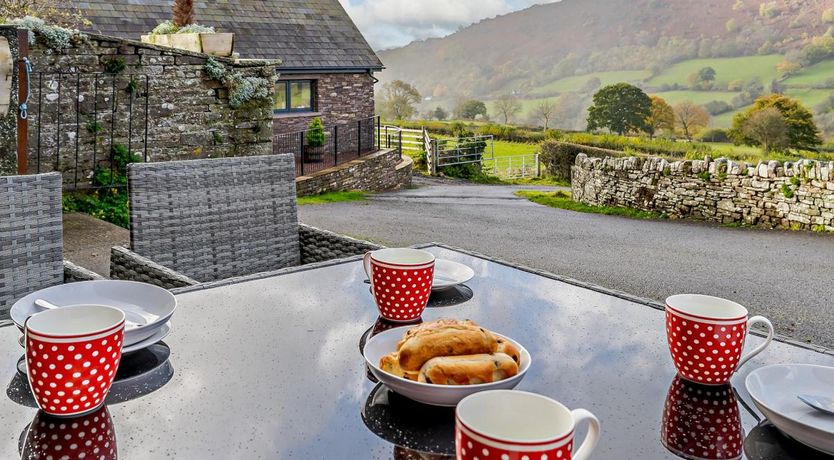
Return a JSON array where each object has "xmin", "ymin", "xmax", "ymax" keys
[
  {"xmin": 746, "ymin": 364, "xmax": 834, "ymax": 455},
  {"xmin": 362, "ymin": 326, "xmax": 531, "ymax": 407},
  {"xmin": 11, "ymin": 280, "xmax": 176, "ymax": 347}
]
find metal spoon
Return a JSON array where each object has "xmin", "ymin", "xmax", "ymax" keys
[
  {"xmin": 34, "ymin": 299, "xmax": 59, "ymax": 310},
  {"xmin": 798, "ymin": 394, "xmax": 834, "ymax": 415}
]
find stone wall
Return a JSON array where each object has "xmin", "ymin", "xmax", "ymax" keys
[
  {"xmin": 572, "ymin": 153, "xmax": 834, "ymax": 231},
  {"xmin": 296, "ymin": 148, "xmax": 412, "ymax": 196},
  {"xmin": 273, "ymin": 72, "xmax": 375, "ymax": 134},
  {"xmin": 20, "ymin": 29, "xmax": 275, "ymax": 185},
  {"xmin": 0, "ymin": 27, "xmax": 21, "ymax": 176}
]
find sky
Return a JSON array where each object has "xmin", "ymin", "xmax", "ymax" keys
[{"xmin": 339, "ymin": 0, "xmax": 560, "ymax": 51}]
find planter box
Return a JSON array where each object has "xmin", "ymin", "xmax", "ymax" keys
[
  {"xmin": 168, "ymin": 33, "xmax": 202, "ymax": 53},
  {"xmin": 200, "ymin": 33, "xmax": 235, "ymax": 57},
  {"xmin": 304, "ymin": 145, "xmax": 326, "ymax": 163},
  {"xmin": 141, "ymin": 34, "xmax": 172, "ymax": 48}
]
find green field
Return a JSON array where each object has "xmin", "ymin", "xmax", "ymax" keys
[
  {"xmin": 784, "ymin": 87, "xmax": 831, "ymax": 108},
  {"xmin": 529, "ymin": 70, "xmax": 651, "ymax": 96},
  {"xmin": 650, "ymin": 90, "xmax": 738, "ymax": 105},
  {"xmin": 783, "ymin": 60, "xmax": 834, "ymax": 87},
  {"xmin": 647, "ymin": 55, "xmax": 783, "ymax": 87},
  {"xmin": 711, "ymin": 107, "xmax": 746, "ymax": 127}
]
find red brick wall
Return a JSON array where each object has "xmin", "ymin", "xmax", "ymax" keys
[{"xmin": 273, "ymin": 72, "xmax": 375, "ymax": 134}]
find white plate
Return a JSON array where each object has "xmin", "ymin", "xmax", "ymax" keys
[
  {"xmin": 363, "ymin": 326, "xmax": 531, "ymax": 407},
  {"xmin": 746, "ymin": 364, "xmax": 834, "ymax": 455},
  {"xmin": 18, "ymin": 322, "xmax": 172, "ymax": 354},
  {"xmin": 11, "ymin": 280, "xmax": 176, "ymax": 347},
  {"xmin": 432, "ymin": 259, "xmax": 475, "ymax": 291}
]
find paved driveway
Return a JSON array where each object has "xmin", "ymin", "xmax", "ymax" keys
[{"xmin": 299, "ymin": 177, "xmax": 834, "ymax": 350}]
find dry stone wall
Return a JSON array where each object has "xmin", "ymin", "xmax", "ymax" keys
[
  {"xmin": 20, "ymin": 29, "xmax": 275, "ymax": 185},
  {"xmin": 572, "ymin": 153, "xmax": 834, "ymax": 231},
  {"xmin": 295, "ymin": 148, "xmax": 412, "ymax": 196}
]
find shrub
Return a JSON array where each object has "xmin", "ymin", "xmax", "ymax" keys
[
  {"xmin": 703, "ymin": 100, "xmax": 733, "ymax": 116},
  {"xmin": 306, "ymin": 117, "xmax": 325, "ymax": 147},
  {"xmin": 204, "ymin": 59, "xmax": 273, "ymax": 108},
  {"xmin": 823, "ymin": 8, "xmax": 834, "ymax": 24},
  {"xmin": 697, "ymin": 128, "xmax": 730, "ymax": 143},
  {"xmin": 150, "ymin": 20, "xmax": 214, "ymax": 35},
  {"xmin": 7, "ymin": 16, "xmax": 84, "ymax": 50},
  {"xmin": 539, "ymin": 140, "xmax": 624, "ymax": 181}
]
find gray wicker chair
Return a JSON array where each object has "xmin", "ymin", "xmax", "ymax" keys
[
  {"xmin": 1, "ymin": 173, "xmax": 102, "ymax": 314},
  {"xmin": 110, "ymin": 154, "xmax": 382, "ymax": 289}
]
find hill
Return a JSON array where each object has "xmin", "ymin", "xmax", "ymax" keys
[{"xmin": 377, "ymin": 0, "xmax": 834, "ymax": 133}]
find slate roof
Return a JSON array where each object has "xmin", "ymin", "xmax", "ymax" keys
[{"xmin": 68, "ymin": 0, "xmax": 383, "ymax": 70}]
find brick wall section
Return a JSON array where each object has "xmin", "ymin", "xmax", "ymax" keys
[
  {"xmin": 273, "ymin": 72, "xmax": 374, "ymax": 134},
  {"xmin": 295, "ymin": 148, "xmax": 412, "ymax": 196},
  {"xmin": 23, "ymin": 32, "xmax": 275, "ymax": 185},
  {"xmin": 572, "ymin": 153, "xmax": 834, "ymax": 231}
]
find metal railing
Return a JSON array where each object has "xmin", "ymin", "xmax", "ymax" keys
[
  {"xmin": 274, "ymin": 115, "xmax": 397, "ymax": 177},
  {"xmin": 24, "ymin": 71, "xmax": 151, "ymax": 189}
]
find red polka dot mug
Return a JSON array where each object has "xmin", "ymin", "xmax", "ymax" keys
[
  {"xmin": 25, "ymin": 304, "xmax": 125, "ymax": 418},
  {"xmin": 363, "ymin": 248, "xmax": 435, "ymax": 322},
  {"xmin": 661, "ymin": 376, "xmax": 743, "ymax": 460},
  {"xmin": 456, "ymin": 390, "xmax": 600, "ymax": 460},
  {"xmin": 665, "ymin": 294, "xmax": 774, "ymax": 386}
]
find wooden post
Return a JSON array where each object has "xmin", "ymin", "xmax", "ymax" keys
[{"xmin": 16, "ymin": 29, "xmax": 29, "ymax": 175}]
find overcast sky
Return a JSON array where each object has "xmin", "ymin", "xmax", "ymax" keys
[{"xmin": 339, "ymin": 0, "xmax": 560, "ymax": 50}]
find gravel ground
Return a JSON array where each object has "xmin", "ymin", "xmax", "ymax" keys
[{"xmin": 299, "ymin": 177, "xmax": 834, "ymax": 350}]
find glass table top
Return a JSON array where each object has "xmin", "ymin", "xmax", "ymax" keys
[{"xmin": 1, "ymin": 245, "xmax": 832, "ymax": 459}]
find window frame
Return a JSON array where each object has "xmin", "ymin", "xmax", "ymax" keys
[{"xmin": 273, "ymin": 79, "xmax": 316, "ymax": 114}]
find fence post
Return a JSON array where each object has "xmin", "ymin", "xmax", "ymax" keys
[
  {"xmin": 398, "ymin": 129, "xmax": 402, "ymax": 159},
  {"xmin": 299, "ymin": 131, "xmax": 305, "ymax": 175},
  {"xmin": 357, "ymin": 119, "xmax": 362, "ymax": 156},
  {"xmin": 333, "ymin": 125, "xmax": 339, "ymax": 166},
  {"xmin": 376, "ymin": 115, "xmax": 381, "ymax": 150},
  {"xmin": 16, "ymin": 29, "xmax": 29, "ymax": 175},
  {"xmin": 535, "ymin": 153, "xmax": 540, "ymax": 177},
  {"xmin": 385, "ymin": 125, "xmax": 389, "ymax": 149}
]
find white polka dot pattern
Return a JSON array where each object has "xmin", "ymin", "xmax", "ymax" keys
[
  {"xmin": 456, "ymin": 424, "xmax": 574, "ymax": 460},
  {"xmin": 661, "ymin": 376, "xmax": 743, "ymax": 460},
  {"xmin": 369, "ymin": 261, "xmax": 435, "ymax": 322},
  {"xmin": 21, "ymin": 406, "xmax": 117, "ymax": 460},
  {"xmin": 26, "ymin": 327, "xmax": 124, "ymax": 417},
  {"xmin": 665, "ymin": 309, "xmax": 748, "ymax": 385}
]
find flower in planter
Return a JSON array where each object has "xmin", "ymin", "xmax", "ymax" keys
[{"xmin": 306, "ymin": 117, "xmax": 326, "ymax": 148}]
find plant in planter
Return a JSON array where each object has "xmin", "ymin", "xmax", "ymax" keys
[
  {"xmin": 305, "ymin": 117, "xmax": 326, "ymax": 163},
  {"xmin": 141, "ymin": 0, "xmax": 234, "ymax": 56}
]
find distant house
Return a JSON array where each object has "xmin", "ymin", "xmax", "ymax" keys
[{"xmin": 66, "ymin": 0, "xmax": 383, "ymax": 135}]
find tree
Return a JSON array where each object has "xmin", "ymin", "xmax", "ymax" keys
[
  {"xmin": 0, "ymin": 0, "xmax": 87, "ymax": 28},
  {"xmin": 531, "ymin": 100, "xmax": 557, "ymax": 130},
  {"xmin": 777, "ymin": 60, "xmax": 802, "ymax": 76},
  {"xmin": 688, "ymin": 67, "xmax": 716, "ymax": 90},
  {"xmin": 698, "ymin": 67, "xmax": 717, "ymax": 83},
  {"xmin": 433, "ymin": 106, "xmax": 448, "ymax": 121},
  {"xmin": 645, "ymin": 96, "xmax": 675, "ymax": 138},
  {"xmin": 673, "ymin": 101, "xmax": 710, "ymax": 140},
  {"xmin": 379, "ymin": 80, "xmax": 421, "ymax": 120},
  {"xmin": 455, "ymin": 99, "xmax": 487, "ymax": 120},
  {"xmin": 586, "ymin": 83, "xmax": 652, "ymax": 135},
  {"xmin": 172, "ymin": 0, "xmax": 195, "ymax": 26},
  {"xmin": 494, "ymin": 94, "xmax": 522, "ymax": 124},
  {"xmin": 730, "ymin": 94, "xmax": 822, "ymax": 150},
  {"xmin": 741, "ymin": 107, "xmax": 789, "ymax": 152}
]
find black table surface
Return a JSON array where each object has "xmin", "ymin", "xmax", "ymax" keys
[{"xmin": 2, "ymin": 245, "xmax": 833, "ymax": 459}]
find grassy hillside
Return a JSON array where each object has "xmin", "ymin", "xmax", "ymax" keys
[
  {"xmin": 646, "ymin": 55, "xmax": 783, "ymax": 87},
  {"xmin": 783, "ymin": 60, "xmax": 834, "ymax": 87},
  {"xmin": 649, "ymin": 90, "xmax": 738, "ymax": 105},
  {"xmin": 529, "ymin": 70, "xmax": 651, "ymax": 96}
]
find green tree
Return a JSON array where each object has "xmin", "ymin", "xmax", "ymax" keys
[
  {"xmin": 586, "ymin": 83, "xmax": 651, "ymax": 135},
  {"xmin": 455, "ymin": 99, "xmax": 488, "ymax": 120},
  {"xmin": 433, "ymin": 106, "xmax": 448, "ymax": 121},
  {"xmin": 645, "ymin": 95, "xmax": 675, "ymax": 138},
  {"xmin": 741, "ymin": 107, "xmax": 789, "ymax": 152},
  {"xmin": 379, "ymin": 80, "xmax": 421, "ymax": 120},
  {"xmin": 305, "ymin": 117, "xmax": 325, "ymax": 147},
  {"xmin": 494, "ymin": 94, "xmax": 522, "ymax": 124},
  {"xmin": 730, "ymin": 94, "xmax": 822, "ymax": 150},
  {"xmin": 698, "ymin": 67, "xmax": 716, "ymax": 83}
]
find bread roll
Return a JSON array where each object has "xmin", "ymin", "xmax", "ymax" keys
[
  {"xmin": 418, "ymin": 353, "xmax": 519, "ymax": 385},
  {"xmin": 396, "ymin": 319, "xmax": 477, "ymax": 350},
  {"xmin": 379, "ymin": 352, "xmax": 419, "ymax": 381},
  {"xmin": 398, "ymin": 325, "xmax": 497, "ymax": 371},
  {"xmin": 496, "ymin": 337, "xmax": 521, "ymax": 365}
]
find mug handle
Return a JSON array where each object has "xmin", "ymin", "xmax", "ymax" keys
[
  {"xmin": 570, "ymin": 408, "xmax": 600, "ymax": 460},
  {"xmin": 736, "ymin": 316, "xmax": 774, "ymax": 370},
  {"xmin": 362, "ymin": 252, "xmax": 374, "ymax": 290}
]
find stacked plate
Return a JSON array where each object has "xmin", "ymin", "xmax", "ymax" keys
[
  {"xmin": 10, "ymin": 280, "xmax": 175, "ymax": 354},
  {"xmin": 746, "ymin": 364, "xmax": 834, "ymax": 455}
]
